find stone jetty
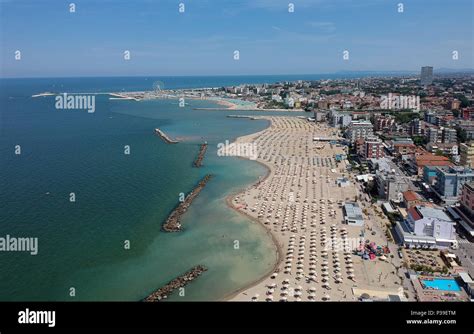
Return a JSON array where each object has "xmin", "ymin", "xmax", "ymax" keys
[
  {"xmin": 162, "ymin": 174, "xmax": 212, "ymax": 232},
  {"xmin": 154, "ymin": 128, "xmax": 179, "ymax": 144},
  {"xmin": 193, "ymin": 143, "xmax": 208, "ymax": 167},
  {"xmin": 226, "ymin": 115, "xmax": 257, "ymax": 119},
  {"xmin": 142, "ymin": 265, "xmax": 208, "ymax": 302}
]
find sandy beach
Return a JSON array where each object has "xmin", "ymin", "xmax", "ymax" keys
[{"xmin": 226, "ymin": 116, "xmax": 403, "ymax": 302}]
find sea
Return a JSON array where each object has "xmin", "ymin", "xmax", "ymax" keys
[{"xmin": 0, "ymin": 73, "xmax": 391, "ymax": 301}]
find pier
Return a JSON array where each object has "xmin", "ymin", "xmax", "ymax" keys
[
  {"xmin": 142, "ymin": 265, "xmax": 208, "ymax": 302},
  {"xmin": 227, "ymin": 115, "xmax": 257, "ymax": 119},
  {"xmin": 193, "ymin": 143, "xmax": 208, "ymax": 167},
  {"xmin": 162, "ymin": 174, "xmax": 212, "ymax": 232},
  {"xmin": 154, "ymin": 128, "xmax": 179, "ymax": 144}
]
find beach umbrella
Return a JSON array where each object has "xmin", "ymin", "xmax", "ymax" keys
[{"xmin": 266, "ymin": 296, "xmax": 274, "ymax": 302}]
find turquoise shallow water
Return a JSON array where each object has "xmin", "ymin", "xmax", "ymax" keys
[{"xmin": 0, "ymin": 78, "xmax": 298, "ymax": 301}]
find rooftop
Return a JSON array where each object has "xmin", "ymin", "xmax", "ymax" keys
[
  {"xmin": 411, "ymin": 205, "xmax": 453, "ymax": 222},
  {"xmin": 403, "ymin": 190, "xmax": 421, "ymax": 202},
  {"xmin": 344, "ymin": 202, "xmax": 363, "ymax": 220},
  {"xmin": 436, "ymin": 166, "xmax": 474, "ymax": 175}
]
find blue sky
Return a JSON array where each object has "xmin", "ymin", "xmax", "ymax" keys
[{"xmin": 1, "ymin": 0, "xmax": 472, "ymax": 77}]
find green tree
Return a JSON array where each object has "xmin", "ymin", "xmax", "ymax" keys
[{"xmin": 457, "ymin": 128, "xmax": 467, "ymax": 142}]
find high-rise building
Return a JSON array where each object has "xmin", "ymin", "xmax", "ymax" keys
[
  {"xmin": 426, "ymin": 127, "xmax": 440, "ymax": 143},
  {"xmin": 453, "ymin": 182, "xmax": 474, "ymax": 238},
  {"xmin": 345, "ymin": 120, "xmax": 374, "ymax": 142},
  {"xmin": 433, "ymin": 166, "xmax": 474, "ymax": 204},
  {"xmin": 420, "ymin": 66, "xmax": 434, "ymax": 86},
  {"xmin": 409, "ymin": 118, "xmax": 422, "ymax": 136},
  {"xmin": 460, "ymin": 142, "xmax": 474, "ymax": 167},
  {"xmin": 442, "ymin": 128, "xmax": 457, "ymax": 144},
  {"xmin": 355, "ymin": 137, "xmax": 385, "ymax": 159}
]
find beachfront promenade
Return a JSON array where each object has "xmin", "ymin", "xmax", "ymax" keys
[{"xmin": 228, "ymin": 117, "xmax": 402, "ymax": 301}]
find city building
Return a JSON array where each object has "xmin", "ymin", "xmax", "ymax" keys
[
  {"xmin": 432, "ymin": 166, "xmax": 474, "ymax": 204},
  {"xmin": 452, "ymin": 182, "xmax": 474, "ymax": 238},
  {"xmin": 451, "ymin": 99, "xmax": 461, "ymax": 110},
  {"xmin": 442, "ymin": 128, "xmax": 457, "ymax": 144},
  {"xmin": 403, "ymin": 190, "xmax": 424, "ymax": 208},
  {"xmin": 420, "ymin": 66, "xmax": 434, "ymax": 86},
  {"xmin": 426, "ymin": 127, "xmax": 440, "ymax": 143},
  {"xmin": 314, "ymin": 111, "xmax": 326, "ymax": 122},
  {"xmin": 393, "ymin": 142, "xmax": 417, "ymax": 157},
  {"xmin": 330, "ymin": 112, "xmax": 352, "ymax": 128},
  {"xmin": 460, "ymin": 142, "xmax": 474, "ymax": 167},
  {"xmin": 345, "ymin": 120, "xmax": 374, "ymax": 143},
  {"xmin": 372, "ymin": 158, "xmax": 410, "ymax": 202},
  {"xmin": 343, "ymin": 202, "xmax": 364, "ymax": 226},
  {"xmin": 425, "ymin": 111, "xmax": 437, "ymax": 125},
  {"xmin": 356, "ymin": 137, "xmax": 385, "ymax": 159},
  {"xmin": 415, "ymin": 154, "xmax": 452, "ymax": 176},
  {"xmin": 409, "ymin": 118, "xmax": 422, "ymax": 136},
  {"xmin": 374, "ymin": 115, "xmax": 396, "ymax": 132},
  {"xmin": 426, "ymin": 142, "xmax": 459, "ymax": 156},
  {"xmin": 461, "ymin": 107, "xmax": 474, "ymax": 120},
  {"xmin": 395, "ymin": 205, "xmax": 457, "ymax": 248},
  {"xmin": 423, "ymin": 165, "xmax": 439, "ymax": 185}
]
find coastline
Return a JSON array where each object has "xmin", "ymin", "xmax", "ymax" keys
[
  {"xmin": 106, "ymin": 91, "xmax": 305, "ymax": 112},
  {"xmin": 217, "ymin": 119, "xmax": 283, "ymax": 301},
  {"xmin": 222, "ymin": 158, "xmax": 283, "ymax": 301},
  {"xmin": 221, "ymin": 116, "xmax": 404, "ymax": 302}
]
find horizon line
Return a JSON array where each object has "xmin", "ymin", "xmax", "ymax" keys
[{"xmin": 1, "ymin": 69, "xmax": 474, "ymax": 80}]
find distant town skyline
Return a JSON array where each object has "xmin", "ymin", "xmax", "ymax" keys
[{"xmin": 1, "ymin": 0, "xmax": 473, "ymax": 78}]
